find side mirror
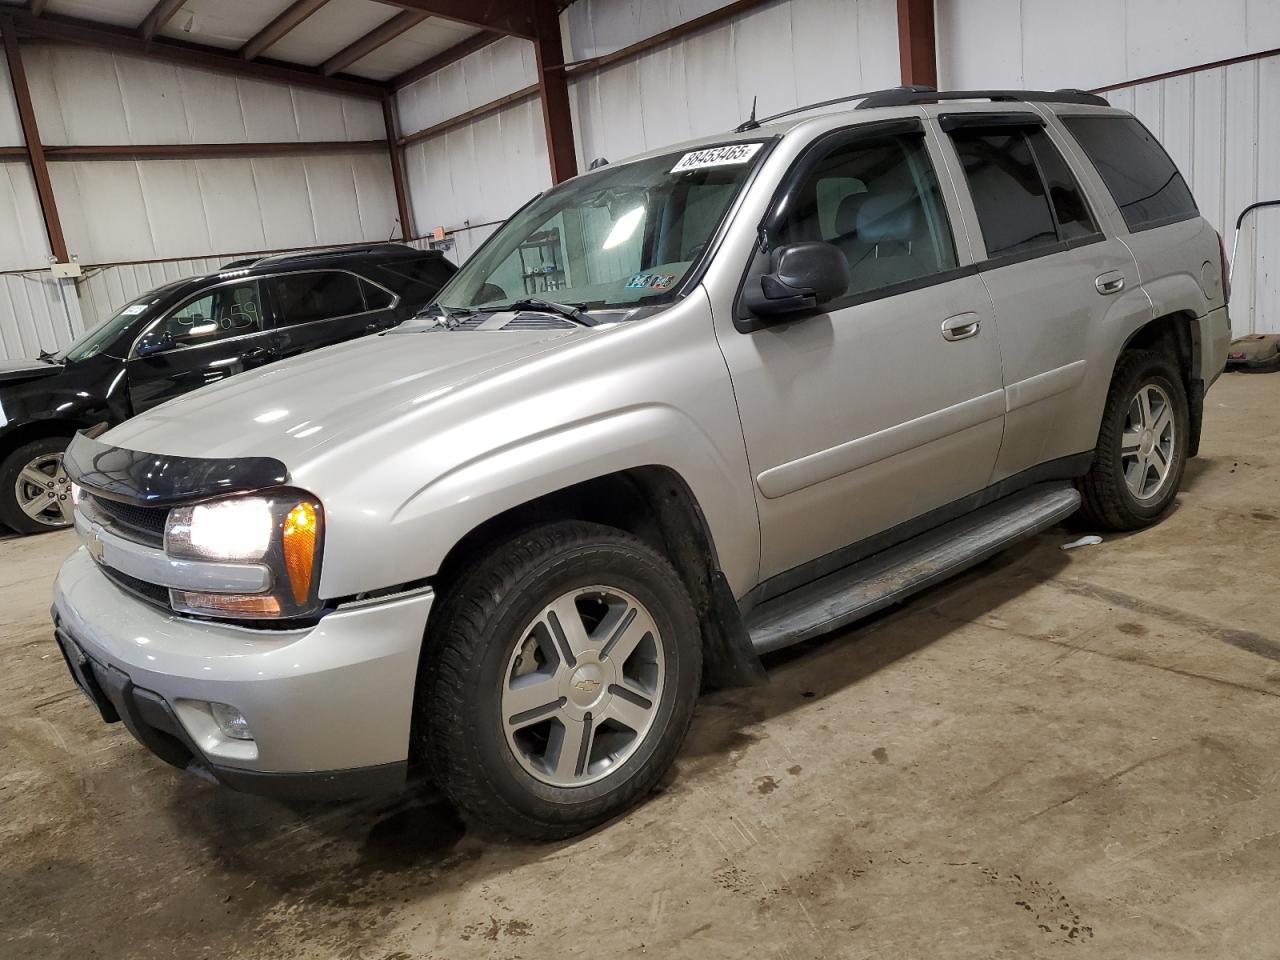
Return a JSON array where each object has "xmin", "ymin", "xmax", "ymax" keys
[
  {"xmin": 743, "ymin": 241, "xmax": 848, "ymax": 319},
  {"xmin": 134, "ymin": 330, "xmax": 175, "ymax": 358}
]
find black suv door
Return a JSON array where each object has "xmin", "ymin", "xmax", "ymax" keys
[
  {"xmin": 126, "ymin": 277, "xmax": 280, "ymax": 413},
  {"xmin": 267, "ymin": 269, "xmax": 399, "ymax": 358}
]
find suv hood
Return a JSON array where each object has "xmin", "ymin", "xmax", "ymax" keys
[
  {"xmin": 103, "ymin": 325, "xmax": 597, "ymax": 465},
  {"xmin": 0, "ymin": 358, "xmax": 63, "ymax": 385}
]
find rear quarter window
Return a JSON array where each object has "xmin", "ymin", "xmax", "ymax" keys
[{"xmin": 1061, "ymin": 116, "xmax": 1198, "ymax": 232}]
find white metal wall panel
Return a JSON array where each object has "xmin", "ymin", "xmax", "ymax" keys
[
  {"xmin": 938, "ymin": 0, "xmax": 1280, "ymax": 91},
  {"xmin": 22, "ymin": 45, "xmax": 384, "ymax": 145},
  {"xmin": 396, "ymin": 36, "xmax": 538, "ymax": 136},
  {"xmin": 47, "ymin": 151, "xmax": 398, "ymax": 265},
  {"xmin": 0, "ymin": 273, "xmax": 80, "ymax": 361},
  {"xmin": 0, "ymin": 163, "xmax": 50, "ymax": 270},
  {"xmin": 0, "ymin": 48, "xmax": 22, "ymax": 147},
  {"xmin": 569, "ymin": 0, "xmax": 898, "ymax": 173}
]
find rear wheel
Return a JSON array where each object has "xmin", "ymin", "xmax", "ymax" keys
[
  {"xmin": 0, "ymin": 437, "xmax": 74, "ymax": 534},
  {"xmin": 1078, "ymin": 350, "xmax": 1188, "ymax": 530},
  {"xmin": 419, "ymin": 520, "xmax": 701, "ymax": 840}
]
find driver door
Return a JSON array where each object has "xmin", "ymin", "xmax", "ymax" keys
[
  {"xmin": 716, "ymin": 123, "xmax": 1007, "ymax": 582},
  {"xmin": 126, "ymin": 278, "xmax": 279, "ymax": 413}
]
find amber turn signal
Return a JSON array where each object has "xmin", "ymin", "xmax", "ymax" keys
[{"xmin": 282, "ymin": 500, "xmax": 321, "ymax": 604}]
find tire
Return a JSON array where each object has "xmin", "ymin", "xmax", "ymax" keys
[
  {"xmin": 419, "ymin": 520, "xmax": 702, "ymax": 841},
  {"xmin": 1077, "ymin": 349, "xmax": 1189, "ymax": 531},
  {"xmin": 0, "ymin": 436, "xmax": 74, "ymax": 535}
]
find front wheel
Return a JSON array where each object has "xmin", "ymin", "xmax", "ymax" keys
[
  {"xmin": 419, "ymin": 521, "xmax": 702, "ymax": 840},
  {"xmin": 1078, "ymin": 350, "xmax": 1189, "ymax": 530},
  {"xmin": 0, "ymin": 437, "xmax": 75, "ymax": 534}
]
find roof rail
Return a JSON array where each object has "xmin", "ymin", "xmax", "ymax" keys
[
  {"xmin": 734, "ymin": 85, "xmax": 935, "ymax": 131},
  {"xmin": 251, "ymin": 242, "xmax": 418, "ymax": 267},
  {"xmin": 856, "ymin": 87, "xmax": 1109, "ymax": 109}
]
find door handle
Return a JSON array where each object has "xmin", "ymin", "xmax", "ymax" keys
[
  {"xmin": 1095, "ymin": 271, "xmax": 1125, "ymax": 295},
  {"xmin": 240, "ymin": 346, "xmax": 273, "ymax": 363},
  {"xmin": 941, "ymin": 312, "xmax": 980, "ymax": 341}
]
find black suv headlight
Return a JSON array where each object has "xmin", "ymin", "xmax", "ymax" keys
[{"xmin": 163, "ymin": 490, "xmax": 324, "ymax": 619}]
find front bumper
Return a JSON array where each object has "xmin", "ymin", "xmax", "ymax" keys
[{"xmin": 52, "ymin": 547, "xmax": 433, "ymax": 798}]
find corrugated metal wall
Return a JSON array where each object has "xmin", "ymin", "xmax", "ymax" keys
[
  {"xmin": 937, "ymin": 0, "xmax": 1280, "ymax": 333},
  {"xmin": 396, "ymin": 0, "xmax": 898, "ymax": 265},
  {"xmin": 0, "ymin": 44, "xmax": 399, "ymax": 361}
]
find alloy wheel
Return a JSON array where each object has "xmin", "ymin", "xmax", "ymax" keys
[
  {"xmin": 14, "ymin": 452, "xmax": 73, "ymax": 528},
  {"xmin": 501, "ymin": 585, "xmax": 665, "ymax": 788},
  {"xmin": 1121, "ymin": 382, "xmax": 1176, "ymax": 501}
]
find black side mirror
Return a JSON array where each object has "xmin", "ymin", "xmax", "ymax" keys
[
  {"xmin": 743, "ymin": 241, "xmax": 848, "ymax": 319},
  {"xmin": 134, "ymin": 331, "xmax": 175, "ymax": 358}
]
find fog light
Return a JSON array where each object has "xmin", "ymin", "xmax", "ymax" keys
[{"xmin": 209, "ymin": 702, "xmax": 254, "ymax": 741}]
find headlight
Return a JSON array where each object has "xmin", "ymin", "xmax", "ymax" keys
[{"xmin": 164, "ymin": 490, "xmax": 324, "ymax": 620}]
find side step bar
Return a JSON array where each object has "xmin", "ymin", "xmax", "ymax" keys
[{"xmin": 745, "ymin": 483, "xmax": 1081, "ymax": 654}]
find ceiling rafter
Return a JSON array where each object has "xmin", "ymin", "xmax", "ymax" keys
[
  {"xmin": 6, "ymin": 9, "xmax": 388, "ymax": 99},
  {"xmin": 139, "ymin": 0, "xmax": 186, "ymax": 41},
  {"xmin": 323, "ymin": 9, "xmax": 426, "ymax": 76},
  {"xmin": 241, "ymin": 0, "xmax": 331, "ymax": 62},
  {"xmin": 376, "ymin": 0, "xmax": 535, "ymax": 39}
]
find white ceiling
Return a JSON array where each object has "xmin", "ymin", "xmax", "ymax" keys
[{"xmin": 3, "ymin": 0, "xmax": 488, "ymax": 81}]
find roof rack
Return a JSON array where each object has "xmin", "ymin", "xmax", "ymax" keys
[
  {"xmin": 250, "ymin": 242, "xmax": 419, "ymax": 267},
  {"xmin": 856, "ymin": 87, "xmax": 1109, "ymax": 109},
  {"xmin": 735, "ymin": 85, "xmax": 933, "ymax": 131}
]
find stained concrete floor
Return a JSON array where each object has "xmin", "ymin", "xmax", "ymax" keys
[{"xmin": 3, "ymin": 371, "xmax": 1280, "ymax": 960}]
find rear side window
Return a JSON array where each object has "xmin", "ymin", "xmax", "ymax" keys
[
  {"xmin": 949, "ymin": 123, "xmax": 1099, "ymax": 260},
  {"xmin": 271, "ymin": 271, "xmax": 366, "ymax": 326},
  {"xmin": 1061, "ymin": 116, "xmax": 1198, "ymax": 231}
]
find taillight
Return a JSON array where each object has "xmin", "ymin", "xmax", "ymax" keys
[{"xmin": 1218, "ymin": 230, "xmax": 1231, "ymax": 304}]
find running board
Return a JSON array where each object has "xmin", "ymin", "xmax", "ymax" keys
[{"xmin": 746, "ymin": 483, "xmax": 1081, "ymax": 654}]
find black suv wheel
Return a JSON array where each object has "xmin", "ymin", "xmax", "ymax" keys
[{"xmin": 0, "ymin": 437, "xmax": 75, "ymax": 534}]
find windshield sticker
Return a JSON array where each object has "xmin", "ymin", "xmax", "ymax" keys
[
  {"xmin": 670, "ymin": 142, "xmax": 763, "ymax": 173},
  {"xmin": 121, "ymin": 304, "xmax": 149, "ymax": 316},
  {"xmin": 626, "ymin": 272, "xmax": 676, "ymax": 290}
]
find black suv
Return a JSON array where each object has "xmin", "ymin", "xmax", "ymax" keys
[{"xmin": 0, "ymin": 243, "xmax": 455, "ymax": 534}]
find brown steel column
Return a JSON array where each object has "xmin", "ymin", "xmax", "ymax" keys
[
  {"xmin": 896, "ymin": 0, "xmax": 937, "ymax": 88},
  {"xmin": 382, "ymin": 96, "xmax": 414, "ymax": 240},
  {"xmin": 1, "ymin": 18, "xmax": 66, "ymax": 262},
  {"xmin": 532, "ymin": 0, "xmax": 577, "ymax": 184}
]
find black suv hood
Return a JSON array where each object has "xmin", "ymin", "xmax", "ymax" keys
[{"xmin": 0, "ymin": 358, "xmax": 62, "ymax": 385}]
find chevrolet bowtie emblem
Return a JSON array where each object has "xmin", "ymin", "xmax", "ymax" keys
[
  {"xmin": 572, "ymin": 678, "xmax": 601, "ymax": 694},
  {"xmin": 86, "ymin": 528, "xmax": 105, "ymax": 563}
]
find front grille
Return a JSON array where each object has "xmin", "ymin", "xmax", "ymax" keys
[
  {"xmin": 89, "ymin": 494, "xmax": 167, "ymax": 547},
  {"xmin": 99, "ymin": 564, "xmax": 171, "ymax": 610}
]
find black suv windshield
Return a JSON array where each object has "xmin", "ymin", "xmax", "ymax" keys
[
  {"xmin": 436, "ymin": 141, "xmax": 770, "ymax": 312},
  {"xmin": 60, "ymin": 288, "xmax": 172, "ymax": 362}
]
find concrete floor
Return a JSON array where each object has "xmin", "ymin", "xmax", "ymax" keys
[{"xmin": 3, "ymin": 372, "xmax": 1280, "ymax": 960}]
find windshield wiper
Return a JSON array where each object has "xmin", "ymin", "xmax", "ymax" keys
[
  {"xmin": 478, "ymin": 298, "xmax": 597, "ymax": 327},
  {"xmin": 37, "ymin": 350, "xmax": 62, "ymax": 364}
]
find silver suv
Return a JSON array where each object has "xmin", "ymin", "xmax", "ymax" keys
[{"xmin": 52, "ymin": 88, "xmax": 1230, "ymax": 839}]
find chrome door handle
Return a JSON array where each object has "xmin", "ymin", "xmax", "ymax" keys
[
  {"xmin": 941, "ymin": 312, "xmax": 980, "ymax": 341},
  {"xmin": 1095, "ymin": 272, "xmax": 1125, "ymax": 295}
]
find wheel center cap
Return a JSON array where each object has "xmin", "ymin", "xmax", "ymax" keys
[
  {"xmin": 567, "ymin": 663, "xmax": 606, "ymax": 707},
  {"xmin": 1140, "ymin": 429, "xmax": 1154, "ymax": 455}
]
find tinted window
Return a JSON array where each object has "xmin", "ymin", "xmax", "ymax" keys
[
  {"xmin": 150, "ymin": 280, "xmax": 263, "ymax": 349},
  {"xmin": 1026, "ymin": 128, "xmax": 1098, "ymax": 241},
  {"xmin": 1062, "ymin": 116, "xmax": 1198, "ymax": 231},
  {"xmin": 376, "ymin": 256, "xmax": 454, "ymax": 299},
  {"xmin": 360, "ymin": 278, "xmax": 394, "ymax": 310},
  {"xmin": 951, "ymin": 128, "xmax": 1059, "ymax": 259},
  {"xmin": 775, "ymin": 134, "xmax": 957, "ymax": 298},
  {"xmin": 271, "ymin": 271, "xmax": 366, "ymax": 326}
]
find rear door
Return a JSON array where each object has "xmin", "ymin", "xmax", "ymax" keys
[
  {"xmin": 267, "ymin": 269, "xmax": 400, "ymax": 358},
  {"xmin": 716, "ymin": 120, "xmax": 1006, "ymax": 582},
  {"xmin": 936, "ymin": 111, "xmax": 1150, "ymax": 481},
  {"xmin": 126, "ymin": 277, "xmax": 278, "ymax": 413}
]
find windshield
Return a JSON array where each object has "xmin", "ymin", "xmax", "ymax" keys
[
  {"xmin": 61, "ymin": 289, "xmax": 170, "ymax": 362},
  {"xmin": 437, "ymin": 141, "xmax": 770, "ymax": 312}
]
